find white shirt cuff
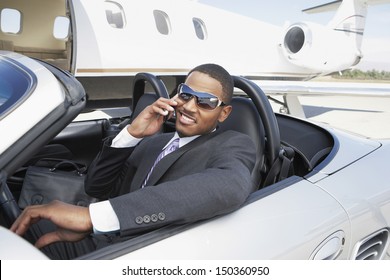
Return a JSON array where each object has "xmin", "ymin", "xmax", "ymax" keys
[
  {"xmin": 111, "ymin": 125, "xmax": 142, "ymax": 148},
  {"xmin": 89, "ymin": 200, "xmax": 120, "ymax": 234}
]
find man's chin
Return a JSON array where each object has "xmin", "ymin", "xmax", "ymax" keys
[
  {"xmin": 175, "ymin": 123, "xmax": 199, "ymax": 137},
  {"xmin": 176, "ymin": 126, "xmax": 217, "ymax": 138},
  {"xmin": 176, "ymin": 128, "xmax": 193, "ymax": 138}
]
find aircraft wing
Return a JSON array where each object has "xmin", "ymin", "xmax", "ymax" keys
[{"xmin": 250, "ymin": 80, "xmax": 390, "ymax": 117}]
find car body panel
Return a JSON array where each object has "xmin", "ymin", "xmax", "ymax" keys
[
  {"xmin": 316, "ymin": 141, "xmax": 390, "ymax": 259},
  {"xmin": 113, "ymin": 177, "xmax": 350, "ymax": 260},
  {"xmin": 0, "ymin": 226, "xmax": 49, "ymax": 260}
]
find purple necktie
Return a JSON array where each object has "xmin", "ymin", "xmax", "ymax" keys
[{"xmin": 141, "ymin": 138, "xmax": 179, "ymax": 188}]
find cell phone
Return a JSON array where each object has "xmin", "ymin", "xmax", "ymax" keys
[{"xmin": 163, "ymin": 107, "xmax": 176, "ymax": 123}]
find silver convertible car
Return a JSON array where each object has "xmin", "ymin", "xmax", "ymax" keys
[{"xmin": 1, "ymin": 51, "xmax": 390, "ymax": 260}]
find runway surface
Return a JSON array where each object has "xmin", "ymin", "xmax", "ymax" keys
[{"xmin": 271, "ymin": 95, "xmax": 390, "ymax": 139}]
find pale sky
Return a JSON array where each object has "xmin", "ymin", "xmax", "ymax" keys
[{"xmin": 199, "ymin": 0, "xmax": 390, "ymax": 70}]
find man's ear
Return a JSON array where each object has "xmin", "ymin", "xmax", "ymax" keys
[{"xmin": 218, "ymin": 105, "xmax": 232, "ymax": 123}]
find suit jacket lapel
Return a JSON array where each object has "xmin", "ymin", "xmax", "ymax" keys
[
  {"xmin": 146, "ymin": 131, "xmax": 218, "ymax": 187},
  {"xmin": 129, "ymin": 133, "xmax": 173, "ymax": 191}
]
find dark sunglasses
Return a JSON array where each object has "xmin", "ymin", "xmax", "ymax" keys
[{"xmin": 177, "ymin": 83, "xmax": 226, "ymax": 110}]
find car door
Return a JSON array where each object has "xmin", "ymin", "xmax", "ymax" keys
[{"xmin": 76, "ymin": 176, "xmax": 350, "ymax": 260}]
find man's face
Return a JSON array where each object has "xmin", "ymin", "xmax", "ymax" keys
[{"xmin": 175, "ymin": 71, "xmax": 232, "ymax": 137}]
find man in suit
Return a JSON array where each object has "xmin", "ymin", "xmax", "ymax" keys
[{"xmin": 11, "ymin": 63, "xmax": 256, "ymax": 259}]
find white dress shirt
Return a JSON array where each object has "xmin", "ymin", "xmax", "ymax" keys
[{"xmin": 89, "ymin": 125, "xmax": 199, "ymax": 233}]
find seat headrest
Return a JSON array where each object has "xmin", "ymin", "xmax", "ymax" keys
[
  {"xmin": 219, "ymin": 96, "xmax": 264, "ymax": 154},
  {"xmin": 218, "ymin": 96, "xmax": 265, "ymax": 187},
  {"xmin": 131, "ymin": 93, "xmax": 158, "ymax": 121}
]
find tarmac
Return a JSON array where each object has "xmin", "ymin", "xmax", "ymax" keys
[{"xmin": 271, "ymin": 94, "xmax": 390, "ymax": 140}]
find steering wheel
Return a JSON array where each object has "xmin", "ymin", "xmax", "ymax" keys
[
  {"xmin": 0, "ymin": 170, "xmax": 21, "ymax": 226},
  {"xmin": 232, "ymin": 76, "xmax": 281, "ymax": 176}
]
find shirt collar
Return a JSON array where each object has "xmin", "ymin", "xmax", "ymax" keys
[
  {"xmin": 163, "ymin": 132, "xmax": 199, "ymax": 149},
  {"xmin": 164, "ymin": 128, "xmax": 217, "ymax": 149}
]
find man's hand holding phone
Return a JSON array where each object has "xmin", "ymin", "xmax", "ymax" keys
[{"xmin": 127, "ymin": 97, "xmax": 177, "ymax": 138}]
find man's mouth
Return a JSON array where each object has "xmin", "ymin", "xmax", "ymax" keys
[{"xmin": 178, "ymin": 111, "xmax": 196, "ymax": 125}]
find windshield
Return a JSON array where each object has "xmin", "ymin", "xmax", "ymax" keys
[{"xmin": 0, "ymin": 58, "xmax": 32, "ymax": 117}]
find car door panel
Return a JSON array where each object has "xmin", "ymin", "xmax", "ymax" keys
[{"xmin": 85, "ymin": 177, "xmax": 350, "ymax": 260}]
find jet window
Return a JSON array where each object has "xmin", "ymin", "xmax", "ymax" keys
[
  {"xmin": 153, "ymin": 10, "xmax": 171, "ymax": 35},
  {"xmin": 193, "ymin": 18, "xmax": 207, "ymax": 40},
  {"xmin": 0, "ymin": 8, "xmax": 22, "ymax": 34},
  {"xmin": 53, "ymin": 16, "xmax": 70, "ymax": 40},
  {"xmin": 105, "ymin": 1, "xmax": 126, "ymax": 29}
]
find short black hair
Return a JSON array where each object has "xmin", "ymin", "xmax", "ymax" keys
[{"xmin": 187, "ymin": 63, "xmax": 233, "ymax": 104}]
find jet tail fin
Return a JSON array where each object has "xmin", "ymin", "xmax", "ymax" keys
[
  {"xmin": 303, "ymin": 0, "xmax": 367, "ymax": 31},
  {"xmin": 303, "ymin": 0, "xmax": 369, "ymax": 50}
]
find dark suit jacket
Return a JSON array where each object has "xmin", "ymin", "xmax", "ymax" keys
[{"xmin": 85, "ymin": 129, "xmax": 256, "ymax": 237}]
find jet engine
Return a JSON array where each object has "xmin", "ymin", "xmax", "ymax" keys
[{"xmin": 281, "ymin": 22, "xmax": 362, "ymax": 73}]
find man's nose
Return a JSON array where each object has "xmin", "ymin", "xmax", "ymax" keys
[{"xmin": 183, "ymin": 96, "xmax": 197, "ymax": 111}]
